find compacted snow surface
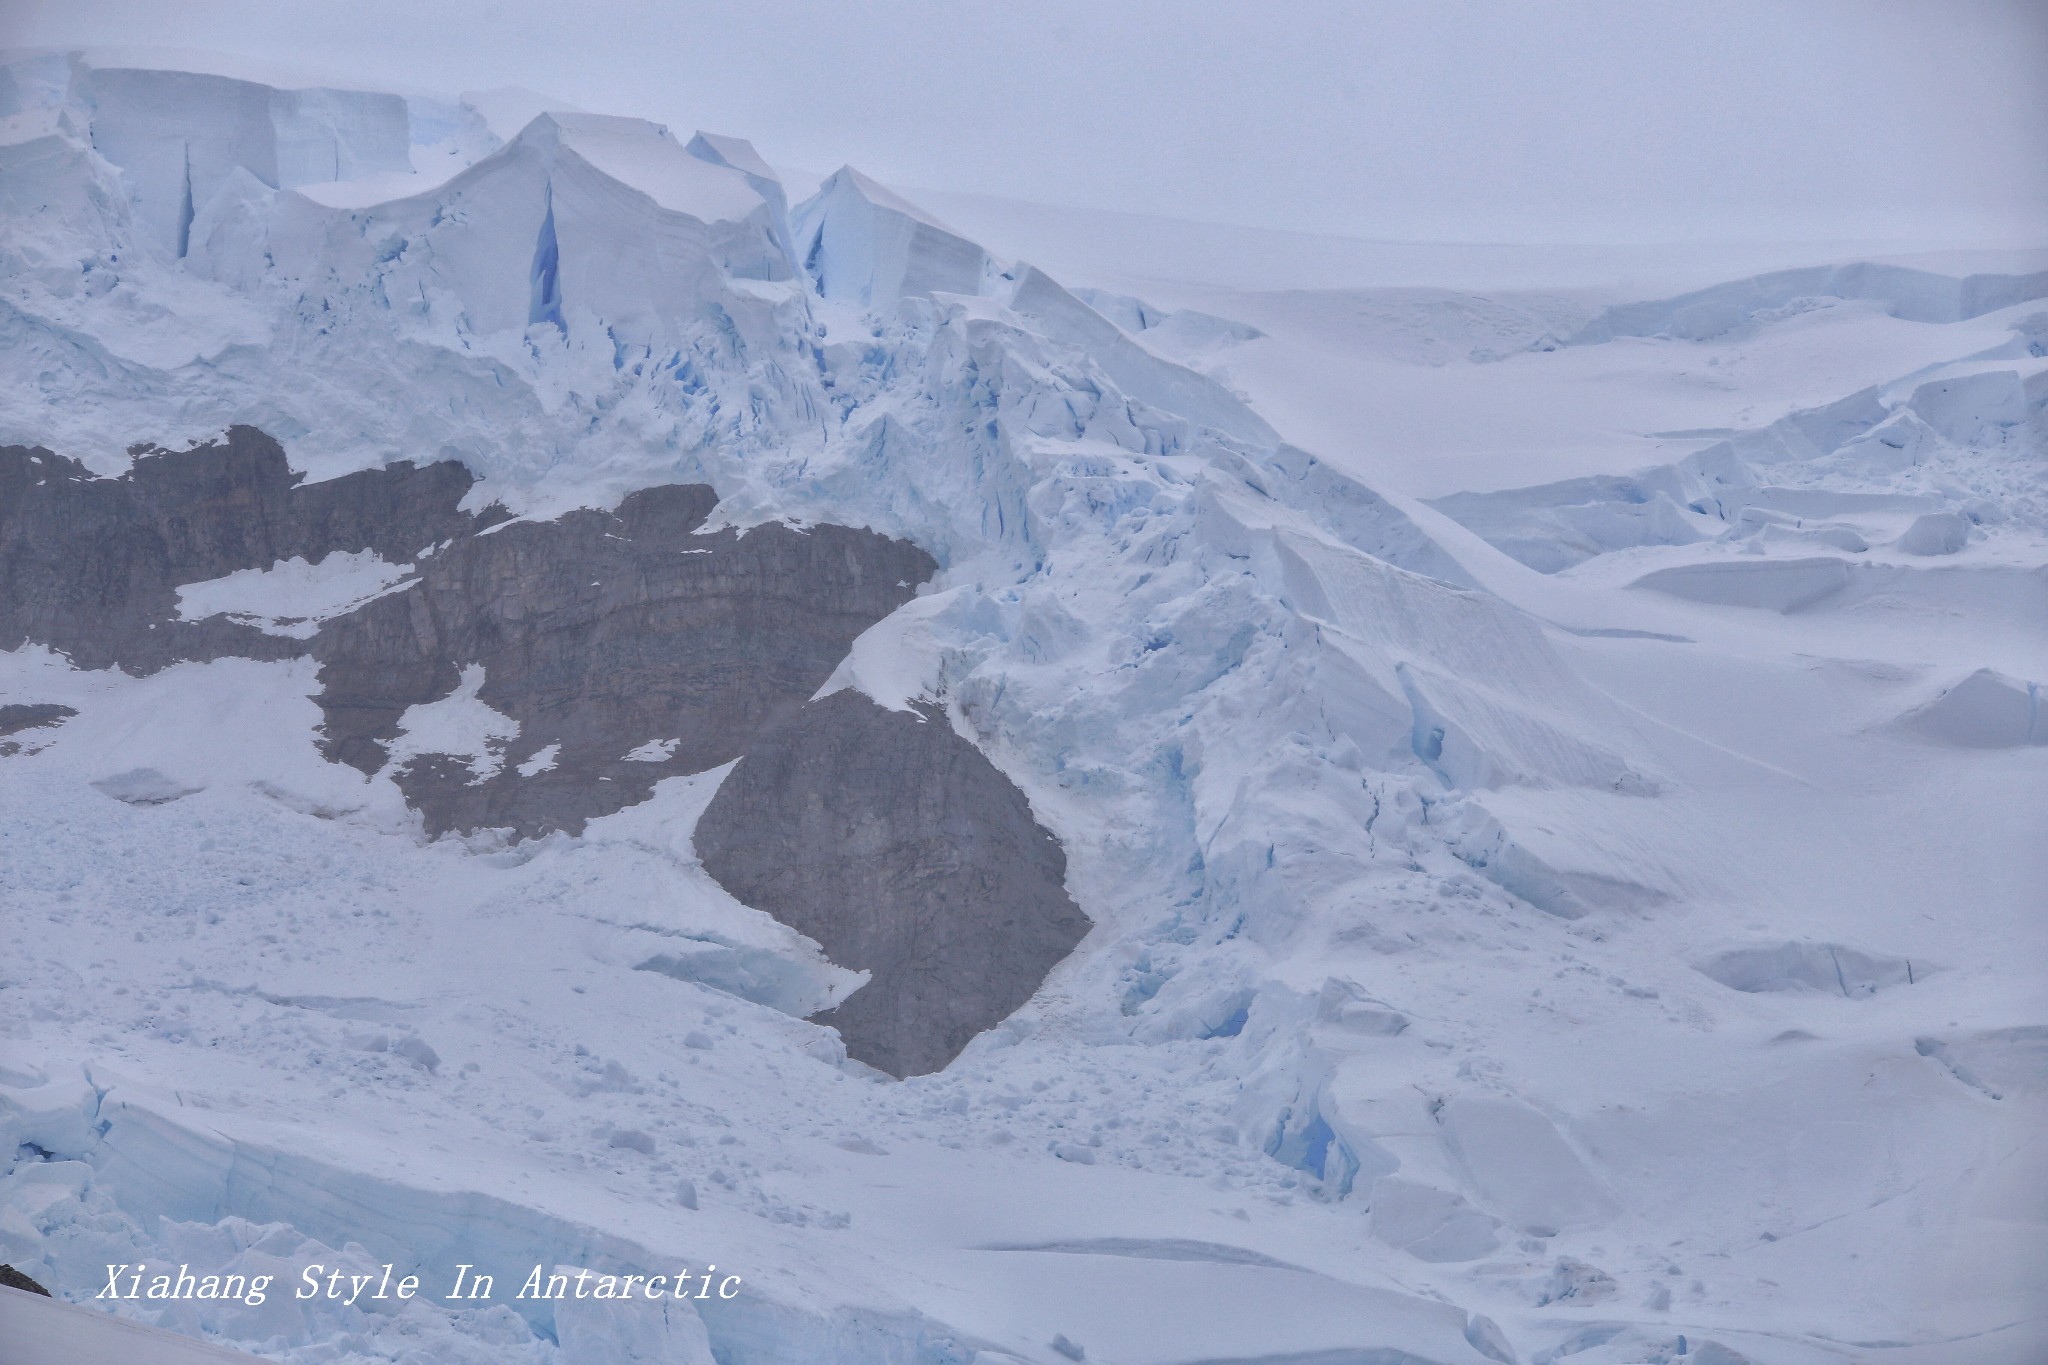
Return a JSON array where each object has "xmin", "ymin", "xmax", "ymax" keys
[{"xmin": 1, "ymin": 48, "xmax": 2045, "ymax": 1365}]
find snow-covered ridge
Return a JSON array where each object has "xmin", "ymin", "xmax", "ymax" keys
[
  {"xmin": 1570, "ymin": 261, "xmax": 2048, "ymax": 345},
  {"xmin": 1429, "ymin": 329, "xmax": 2047, "ymax": 573}
]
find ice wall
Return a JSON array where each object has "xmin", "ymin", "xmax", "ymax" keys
[
  {"xmin": 792, "ymin": 166, "xmax": 990, "ymax": 305},
  {"xmin": 76, "ymin": 66, "xmax": 410, "ymax": 255}
]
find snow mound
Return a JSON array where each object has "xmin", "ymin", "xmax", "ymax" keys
[
  {"xmin": 1694, "ymin": 941, "xmax": 1925, "ymax": 996},
  {"xmin": 1897, "ymin": 667, "xmax": 2046, "ymax": 747},
  {"xmin": 1908, "ymin": 368, "xmax": 2033, "ymax": 445},
  {"xmin": 1629, "ymin": 557, "xmax": 1852, "ymax": 613},
  {"xmin": 1217, "ymin": 285, "xmax": 1588, "ymax": 366},
  {"xmin": 1367, "ymin": 1176, "xmax": 1502, "ymax": 1262},
  {"xmin": 90, "ymin": 766, "xmax": 204, "ymax": 805},
  {"xmin": 1631, "ymin": 559, "xmax": 2048, "ymax": 632},
  {"xmin": 1896, "ymin": 509, "xmax": 1972, "ymax": 555},
  {"xmin": 1429, "ymin": 474, "xmax": 1709, "ymax": 574},
  {"xmin": 1916, "ymin": 1027, "xmax": 2048, "ymax": 1100},
  {"xmin": 1570, "ymin": 262, "xmax": 2048, "ymax": 345},
  {"xmin": 1437, "ymin": 1096, "xmax": 1619, "ymax": 1237}
]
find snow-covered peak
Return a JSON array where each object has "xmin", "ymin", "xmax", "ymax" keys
[
  {"xmin": 519, "ymin": 111, "xmax": 767, "ymax": 224},
  {"xmin": 823, "ymin": 163, "xmax": 961, "ymax": 232}
]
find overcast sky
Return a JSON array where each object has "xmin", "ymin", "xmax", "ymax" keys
[{"xmin": 7, "ymin": 0, "xmax": 2046, "ymax": 245}]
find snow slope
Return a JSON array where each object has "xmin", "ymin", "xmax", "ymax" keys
[
  {"xmin": 1, "ymin": 48, "xmax": 2043, "ymax": 1365},
  {"xmin": 2, "ymin": 1283, "xmax": 277, "ymax": 1365}
]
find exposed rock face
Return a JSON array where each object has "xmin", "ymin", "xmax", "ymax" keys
[
  {"xmin": 0, "ymin": 1263, "xmax": 51, "ymax": 1296},
  {"xmin": 3, "ymin": 428, "xmax": 1091, "ymax": 1073},
  {"xmin": 695, "ymin": 691, "xmax": 1091, "ymax": 1078},
  {"xmin": 314, "ymin": 484, "xmax": 939, "ymax": 838},
  {"xmin": 0, "ymin": 427, "xmax": 481, "ymax": 673},
  {"xmin": 0, "ymin": 702, "xmax": 76, "ymax": 756},
  {"xmin": 0, "ymin": 704, "xmax": 76, "ymax": 738}
]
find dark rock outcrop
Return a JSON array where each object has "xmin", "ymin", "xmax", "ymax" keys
[
  {"xmin": 0, "ymin": 426, "xmax": 482, "ymax": 673},
  {"xmin": 313, "ymin": 484, "xmax": 938, "ymax": 837},
  {"xmin": 694, "ymin": 691, "xmax": 1091, "ymax": 1077},
  {"xmin": 4, "ymin": 428, "xmax": 1090, "ymax": 1073},
  {"xmin": 0, "ymin": 430, "xmax": 941, "ymax": 837},
  {"xmin": 0, "ymin": 1264, "xmax": 50, "ymax": 1296},
  {"xmin": 0, "ymin": 703, "xmax": 77, "ymax": 754}
]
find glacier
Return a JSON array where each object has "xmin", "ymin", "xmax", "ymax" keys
[{"xmin": 0, "ymin": 46, "xmax": 2044, "ymax": 1365}]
